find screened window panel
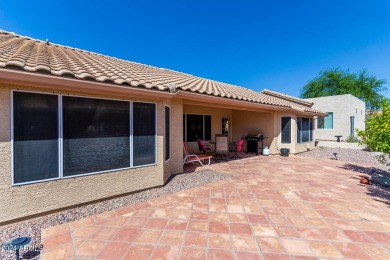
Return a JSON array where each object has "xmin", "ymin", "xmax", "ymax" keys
[
  {"xmin": 62, "ymin": 96, "xmax": 130, "ymax": 176},
  {"xmin": 13, "ymin": 92, "xmax": 59, "ymax": 184},
  {"xmin": 205, "ymin": 115, "xmax": 212, "ymax": 141},
  {"xmin": 133, "ymin": 102, "xmax": 156, "ymax": 166},
  {"xmin": 165, "ymin": 106, "xmax": 170, "ymax": 161},
  {"xmin": 186, "ymin": 115, "xmax": 204, "ymax": 142},
  {"xmin": 297, "ymin": 117, "xmax": 302, "ymax": 143},
  {"xmin": 281, "ymin": 117, "xmax": 291, "ymax": 143},
  {"xmin": 302, "ymin": 118, "xmax": 310, "ymax": 142}
]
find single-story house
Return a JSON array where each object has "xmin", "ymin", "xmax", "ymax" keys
[
  {"xmin": 306, "ymin": 94, "xmax": 365, "ymax": 141},
  {"xmin": 0, "ymin": 31, "xmax": 324, "ymax": 224}
]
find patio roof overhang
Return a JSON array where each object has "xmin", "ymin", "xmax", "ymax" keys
[
  {"xmin": 176, "ymin": 91, "xmax": 320, "ymax": 116},
  {"xmin": 0, "ymin": 69, "xmax": 324, "ymax": 117}
]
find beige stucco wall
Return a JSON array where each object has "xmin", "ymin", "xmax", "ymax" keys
[
  {"xmin": 231, "ymin": 110, "xmax": 278, "ymax": 154},
  {"xmin": 274, "ymin": 112, "xmax": 295, "ymax": 153},
  {"xmin": 0, "ymin": 84, "xmax": 169, "ymax": 224},
  {"xmin": 306, "ymin": 94, "xmax": 366, "ymax": 141},
  {"xmin": 273, "ymin": 112, "xmax": 315, "ymax": 154},
  {"xmin": 163, "ymin": 98, "xmax": 184, "ymax": 183}
]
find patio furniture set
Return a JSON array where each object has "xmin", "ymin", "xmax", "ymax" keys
[{"xmin": 184, "ymin": 134, "xmax": 260, "ymax": 166}]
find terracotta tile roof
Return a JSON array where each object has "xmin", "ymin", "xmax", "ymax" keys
[
  {"xmin": 261, "ymin": 89, "xmax": 313, "ymax": 106},
  {"xmin": 0, "ymin": 31, "xmax": 324, "ymax": 114}
]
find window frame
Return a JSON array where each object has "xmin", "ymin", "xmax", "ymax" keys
[
  {"xmin": 11, "ymin": 90, "xmax": 62, "ymax": 186},
  {"xmin": 280, "ymin": 116, "xmax": 292, "ymax": 144},
  {"xmin": 11, "ymin": 90, "xmax": 157, "ymax": 186},
  {"xmin": 297, "ymin": 116, "xmax": 313, "ymax": 143},
  {"xmin": 350, "ymin": 116, "xmax": 355, "ymax": 136},
  {"xmin": 221, "ymin": 117, "xmax": 229, "ymax": 136},
  {"xmin": 165, "ymin": 105, "xmax": 170, "ymax": 162},
  {"xmin": 317, "ymin": 112, "xmax": 333, "ymax": 129},
  {"xmin": 132, "ymin": 101, "xmax": 157, "ymax": 168},
  {"xmin": 183, "ymin": 114, "xmax": 212, "ymax": 142},
  {"xmin": 61, "ymin": 95, "xmax": 132, "ymax": 177}
]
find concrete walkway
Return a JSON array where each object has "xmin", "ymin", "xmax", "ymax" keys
[{"xmin": 41, "ymin": 155, "xmax": 390, "ymax": 259}]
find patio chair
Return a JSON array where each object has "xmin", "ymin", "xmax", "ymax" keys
[
  {"xmin": 183, "ymin": 143, "xmax": 212, "ymax": 166},
  {"xmin": 196, "ymin": 135, "xmax": 211, "ymax": 154},
  {"xmin": 214, "ymin": 134, "xmax": 229, "ymax": 162},
  {"xmin": 230, "ymin": 137, "xmax": 244, "ymax": 159}
]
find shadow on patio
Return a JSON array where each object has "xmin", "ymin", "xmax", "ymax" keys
[{"xmin": 340, "ymin": 163, "xmax": 390, "ymax": 207}]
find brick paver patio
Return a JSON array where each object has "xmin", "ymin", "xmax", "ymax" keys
[{"xmin": 40, "ymin": 155, "xmax": 390, "ymax": 259}]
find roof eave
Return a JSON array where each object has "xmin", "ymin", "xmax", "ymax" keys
[
  {"xmin": 176, "ymin": 90, "xmax": 321, "ymax": 115},
  {"xmin": 0, "ymin": 69, "xmax": 174, "ymax": 99},
  {"xmin": 0, "ymin": 69, "xmax": 327, "ymax": 116},
  {"xmin": 262, "ymin": 89, "xmax": 314, "ymax": 106}
]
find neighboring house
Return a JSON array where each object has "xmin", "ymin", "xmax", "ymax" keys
[
  {"xmin": 0, "ymin": 31, "xmax": 324, "ymax": 223},
  {"xmin": 306, "ymin": 94, "xmax": 365, "ymax": 141}
]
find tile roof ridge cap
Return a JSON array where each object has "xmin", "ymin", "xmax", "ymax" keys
[
  {"xmin": 0, "ymin": 29, "xmax": 104, "ymax": 56},
  {"xmin": 0, "ymin": 29, "xmax": 38, "ymax": 41},
  {"xmin": 0, "ymin": 29, "xmax": 180, "ymax": 72},
  {"xmin": 180, "ymin": 73, "xmax": 256, "ymax": 91},
  {"xmin": 262, "ymin": 89, "xmax": 314, "ymax": 106}
]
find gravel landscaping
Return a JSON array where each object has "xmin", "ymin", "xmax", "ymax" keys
[
  {"xmin": 298, "ymin": 147, "xmax": 390, "ymax": 188},
  {"xmin": 0, "ymin": 169, "xmax": 230, "ymax": 260},
  {"xmin": 297, "ymin": 146, "xmax": 389, "ymax": 171}
]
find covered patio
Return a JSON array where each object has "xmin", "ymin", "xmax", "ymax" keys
[{"xmin": 41, "ymin": 155, "xmax": 390, "ymax": 259}]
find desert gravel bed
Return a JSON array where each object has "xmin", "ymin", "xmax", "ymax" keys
[
  {"xmin": 0, "ymin": 169, "xmax": 230, "ymax": 260},
  {"xmin": 297, "ymin": 147, "xmax": 389, "ymax": 171}
]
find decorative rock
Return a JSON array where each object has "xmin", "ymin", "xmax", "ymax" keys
[{"xmin": 360, "ymin": 176, "xmax": 370, "ymax": 185}]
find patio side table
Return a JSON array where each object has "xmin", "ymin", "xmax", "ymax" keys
[{"xmin": 335, "ymin": 135, "xmax": 342, "ymax": 142}]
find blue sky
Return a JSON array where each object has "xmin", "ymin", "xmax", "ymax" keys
[{"xmin": 1, "ymin": 0, "xmax": 389, "ymax": 97}]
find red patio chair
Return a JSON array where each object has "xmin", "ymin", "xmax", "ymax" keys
[
  {"xmin": 183, "ymin": 143, "xmax": 212, "ymax": 166},
  {"xmin": 196, "ymin": 135, "xmax": 211, "ymax": 154},
  {"xmin": 230, "ymin": 137, "xmax": 244, "ymax": 159}
]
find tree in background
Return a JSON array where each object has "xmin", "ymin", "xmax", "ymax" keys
[
  {"xmin": 300, "ymin": 68, "xmax": 387, "ymax": 111},
  {"xmin": 357, "ymin": 99, "xmax": 390, "ymax": 170}
]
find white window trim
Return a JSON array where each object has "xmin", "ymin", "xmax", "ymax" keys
[
  {"xmin": 11, "ymin": 90, "xmax": 157, "ymax": 186},
  {"xmin": 280, "ymin": 116, "xmax": 292, "ymax": 144}
]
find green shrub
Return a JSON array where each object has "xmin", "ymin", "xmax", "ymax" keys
[
  {"xmin": 346, "ymin": 135, "xmax": 359, "ymax": 143},
  {"xmin": 357, "ymin": 99, "xmax": 390, "ymax": 169}
]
